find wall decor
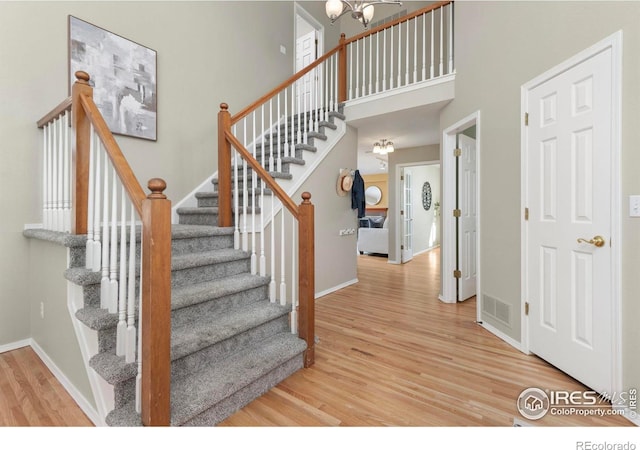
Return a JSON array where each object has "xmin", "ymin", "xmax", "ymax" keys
[
  {"xmin": 69, "ymin": 16, "xmax": 157, "ymax": 141},
  {"xmin": 422, "ymin": 181, "xmax": 432, "ymax": 210}
]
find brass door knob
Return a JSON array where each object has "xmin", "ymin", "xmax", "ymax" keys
[{"xmin": 577, "ymin": 235, "xmax": 605, "ymax": 247}]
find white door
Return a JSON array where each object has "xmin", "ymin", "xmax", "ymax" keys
[
  {"xmin": 458, "ymin": 134, "xmax": 477, "ymax": 301},
  {"xmin": 525, "ymin": 47, "xmax": 613, "ymax": 393},
  {"xmin": 402, "ymin": 168, "xmax": 413, "ymax": 263},
  {"xmin": 296, "ymin": 30, "xmax": 316, "ymax": 112}
]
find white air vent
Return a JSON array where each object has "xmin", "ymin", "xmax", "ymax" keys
[{"xmin": 482, "ymin": 294, "xmax": 512, "ymax": 328}]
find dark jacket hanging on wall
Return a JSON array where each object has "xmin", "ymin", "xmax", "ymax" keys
[{"xmin": 351, "ymin": 170, "xmax": 365, "ymax": 218}]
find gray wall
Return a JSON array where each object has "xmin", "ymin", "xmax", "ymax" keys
[
  {"xmin": 441, "ymin": 1, "xmax": 640, "ymax": 393},
  {"xmin": 388, "ymin": 144, "xmax": 440, "ymax": 263}
]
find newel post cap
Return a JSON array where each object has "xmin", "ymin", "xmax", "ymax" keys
[
  {"xmin": 148, "ymin": 178, "xmax": 167, "ymax": 199},
  {"xmin": 301, "ymin": 192, "xmax": 312, "ymax": 204},
  {"xmin": 75, "ymin": 71, "xmax": 91, "ymax": 84},
  {"xmin": 220, "ymin": 103, "xmax": 229, "ymax": 111}
]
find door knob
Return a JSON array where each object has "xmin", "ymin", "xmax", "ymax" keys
[{"xmin": 577, "ymin": 235, "xmax": 605, "ymax": 247}]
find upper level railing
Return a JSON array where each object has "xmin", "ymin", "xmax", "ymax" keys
[{"xmin": 37, "ymin": 71, "xmax": 171, "ymax": 426}]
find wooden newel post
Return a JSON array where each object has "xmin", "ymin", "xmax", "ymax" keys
[
  {"xmin": 298, "ymin": 192, "xmax": 315, "ymax": 367},
  {"xmin": 71, "ymin": 71, "xmax": 93, "ymax": 235},
  {"xmin": 218, "ymin": 103, "xmax": 233, "ymax": 227},
  {"xmin": 338, "ymin": 33, "xmax": 347, "ymax": 104},
  {"xmin": 141, "ymin": 178, "xmax": 172, "ymax": 426}
]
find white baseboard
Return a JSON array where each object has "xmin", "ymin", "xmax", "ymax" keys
[
  {"xmin": 0, "ymin": 339, "xmax": 31, "ymax": 354},
  {"xmin": 387, "ymin": 259, "xmax": 400, "ymax": 265},
  {"xmin": 315, "ymin": 278, "xmax": 358, "ymax": 299},
  {"xmin": 480, "ymin": 321, "xmax": 526, "ymax": 353},
  {"xmin": 29, "ymin": 339, "xmax": 101, "ymax": 426},
  {"xmin": 413, "ymin": 245, "xmax": 440, "ymax": 257}
]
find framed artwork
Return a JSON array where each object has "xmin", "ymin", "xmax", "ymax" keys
[{"xmin": 69, "ymin": 16, "xmax": 157, "ymax": 141}]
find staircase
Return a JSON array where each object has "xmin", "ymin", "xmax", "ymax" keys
[{"xmin": 67, "ymin": 221, "xmax": 306, "ymax": 426}]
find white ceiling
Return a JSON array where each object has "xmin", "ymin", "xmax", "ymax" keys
[{"xmin": 351, "ymin": 100, "xmax": 449, "ymax": 175}]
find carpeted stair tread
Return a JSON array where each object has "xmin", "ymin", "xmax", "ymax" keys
[
  {"xmin": 171, "ymin": 301, "xmax": 291, "ymax": 361},
  {"xmin": 171, "ymin": 248, "xmax": 249, "ymax": 271},
  {"xmin": 75, "ymin": 306, "xmax": 119, "ymax": 331},
  {"xmin": 172, "ymin": 273, "xmax": 269, "ymax": 311},
  {"xmin": 105, "ymin": 332, "xmax": 306, "ymax": 426},
  {"xmin": 90, "ymin": 352, "xmax": 137, "ymax": 385}
]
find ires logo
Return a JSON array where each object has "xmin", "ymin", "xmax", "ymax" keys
[{"xmin": 517, "ymin": 388, "xmax": 633, "ymax": 420}]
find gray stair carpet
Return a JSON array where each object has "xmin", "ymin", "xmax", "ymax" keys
[{"xmin": 67, "ymin": 221, "xmax": 307, "ymax": 426}]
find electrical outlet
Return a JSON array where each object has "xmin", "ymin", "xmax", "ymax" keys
[
  {"xmin": 280, "ymin": 45, "xmax": 287, "ymax": 55},
  {"xmin": 40, "ymin": 302, "xmax": 44, "ymax": 319},
  {"xmin": 630, "ymin": 195, "xmax": 640, "ymax": 217}
]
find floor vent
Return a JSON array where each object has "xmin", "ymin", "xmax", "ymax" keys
[{"xmin": 482, "ymin": 294, "xmax": 512, "ymax": 328}]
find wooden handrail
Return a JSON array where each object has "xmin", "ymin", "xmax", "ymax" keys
[
  {"xmin": 343, "ymin": 0, "xmax": 452, "ymax": 45},
  {"xmin": 230, "ymin": 44, "xmax": 343, "ymax": 125},
  {"xmin": 37, "ymin": 97, "xmax": 72, "ymax": 129},
  {"xmin": 78, "ymin": 94, "xmax": 146, "ymax": 216},
  {"xmin": 224, "ymin": 129, "xmax": 299, "ymax": 218}
]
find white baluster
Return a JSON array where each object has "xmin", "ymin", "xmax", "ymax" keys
[
  {"xmin": 361, "ymin": 37, "xmax": 366, "ymax": 97},
  {"xmin": 413, "ymin": 17, "xmax": 418, "ymax": 83},
  {"xmin": 390, "ymin": 26, "xmax": 394, "ymax": 89},
  {"xmin": 92, "ymin": 137, "xmax": 102, "ymax": 272},
  {"xmin": 368, "ymin": 34, "xmax": 373, "ymax": 96},
  {"xmin": 251, "ymin": 111, "xmax": 257, "ymax": 275},
  {"xmin": 296, "ymin": 80, "xmax": 302, "ymax": 144},
  {"xmin": 314, "ymin": 66, "xmax": 319, "ymax": 133},
  {"xmin": 397, "ymin": 23, "xmax": 402, "ymax": 87},
  {"xmin": 260, "ymin": 106, "xmax": 266, "ymax": 277},
  {"xmin": 109, "ymin": 169, "xmax": 119, "ymax": 313},
  {"xmin": 349, "ymin": 44, "xmax": 353, "ymax": 100},
  {"xmin": 430, "ymin": 11, "xmax": 435, "ymax": 79},
  {"xmin": 63, "ymin": 112, "xmax": 71, "ymax": 232},
  {"xmin": 376, "ymin": 32, "xmax": 380, "ymax": 93},
  {"xmin": 57, "ymin": 116, "xmax": 65, "ymax": 231},
  {"xmin": 277, "ymin": 95, "xmax": 282, "ymax": 172},
  {"xmin": 356, "ymin": 39, "xmax": 360, "ymax": 99},
  {"xmin": 51, "ymin": 118, "xmax": 58, "ymax": 231},
  {"xmin": 383, "ymin": 28, "xmax": 387, "ymax": 92},
  {"xmin": 242, "ymin": 122, "xmax": 249, "ymax": 252},
  {"xmin": 406, "ymin": 19, "xmax": 410, "ymax": 85},
  {"xmin": 279, "ymin": 208, "xmax": 286, "ymax": 306},
  {"xmin": 125, "ymin": 203, "xmax": 137, "ymax": 364},
  {"xmin": 269, "ymin": 196, "xmax": 276, "ymax": 303},
  {"xmin": 422, "ymin": 12, "xmax": 427, "ymax": 81},
  {"xmin": 233, "ymin": 124, "xmax": 240, "ymax": 250},
  {"xmin": 328, "ymin": 56, "xmax": 334, "ymax": 115},
  {"xmin": 325, "ymin": 60, "xmax": 330, "ymax": 121},
  {"xmin": 135, "ymin": 245, "xmax": 142, "ymax": 413},
  {"xmin": 291, "ymin": 216, "xmax": 297, "ymax": 334},
  {"xmin": 42, "ymin": 124, "xmax": 49, "ymax": 229},
  {"xmin": 302, "ymin": 77, "xmax": 308, "ymax": 145},
  {"xmin": 117, "ymin": 185, "xmax": 127, "ymax": 357},
  {"xmin": 284, "ymin": 88, "xmax": 289, "ymax": 160},
  {"xmin": 291, "ymin": 83, "xmax": 296, "ymax": 149},
  {"xmin": 439, "ymin": 6, "xmax": 444, "ymax": 76},
  {"xmin": 86, "ymin": 129, "xmax": 95, "ymax": 269},
  {"xmin": 448, "ymin": 2, "xmax": 454, "ymax": 73},
  {"xmin": 100, "ymin": 153, "xmax": 110, "ymax": 310}
]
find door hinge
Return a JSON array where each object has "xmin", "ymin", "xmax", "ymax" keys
[
  {"xmin": 401, "ymin": 210, "xmax": 404, "ymax": 216},
  {"xmin": 524, "ymin": 112, "xmax": 529, "ymax": 126},
  {"xmin": 524, "ymin": 207, "xmax": 529, "ymax": 221},
  {"xmin": 525, "ymin": 302, "xmax": 530, "ymax": 316},
  {"xmin": 453, "ymin": 209, "xmax": 461, "ymax": 217},
  {"xmin": 401, "ymin": 245, "xmax": 405, "ymax": 250},
  {"xmin": 401, "ymin": 175, "xmax": 404, "ymax": 181},
  {"xmin": 454, "ymin": 148, "xmax": 462, "ymax": 157},
  {"xmin": 453, "ymin": 270, "xmax": 462, "ymax": 279}
]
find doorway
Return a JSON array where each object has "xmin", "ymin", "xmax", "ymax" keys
[
  {"xmin": 295, "ymin": 4, "xmax": 324, "ymax": 112},
  {"xmin": 442, "ymin": 112, "xmax": 481, "ymax": 313},
  {"xmin": 521, "ymin": 32, "xmax": 622, "ymax": 394}
]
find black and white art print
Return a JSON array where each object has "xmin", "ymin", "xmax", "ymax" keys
[{"xmin": 69, "ymin": 16, "xmax": 157, "ymax": 141}]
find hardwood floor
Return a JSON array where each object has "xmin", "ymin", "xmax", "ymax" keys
[
  {"xmin": 220, "ymin": 248, "xmax": 631, "ymax": 427},
  {"xmin": 0, "ymin": 248, "xmax": 631, "ymax": 428},
  {"xmin": 0, "ymin": 346, "xmax": 92, "ymax": 426}
]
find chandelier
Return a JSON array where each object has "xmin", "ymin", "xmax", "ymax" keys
[
  {"xmin": 325, "ymin": 0, "xmax": 403, "ymax": 28},
  {"xmin": 373, "ymin": 139, "xmax": 394, "ymax": 155}
]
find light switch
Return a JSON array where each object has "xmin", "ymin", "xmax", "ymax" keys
[
  {"xmin": 630, "ymin": 195, "xmax": 640, "ymax": 217},
  {"xmin": 280, "ymin": 45, "xmax": 287, "ymax": 55}
]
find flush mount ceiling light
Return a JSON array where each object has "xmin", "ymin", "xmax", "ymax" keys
[
  {"xmin": 372, "ymin": 138, "xmax": 394, "ymax": 155},
  {"xmin": 325, "ymin": 0, "xmax": 402, "ymax": 28}
]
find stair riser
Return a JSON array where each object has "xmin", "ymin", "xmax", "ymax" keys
[
  {"xmin": 171, "ymin": 314, "xmax": 290, "ymax": 381},
  {"xmin": 178, "ymin": 212, "xmax": 219, "ymax": 226},
  {"xmin": 182, "ymin": 354, "xmax": 303, "ymax": 426},
  {"xmin": 172, "ymin": 258, "xmax": 251, "ymax": 288}
]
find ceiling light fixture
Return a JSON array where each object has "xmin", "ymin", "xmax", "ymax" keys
[
  {"xmin": 372, "ymin": 138, "xmax": 394, "ymax": 155},
  {"xmin": 325, "ymin": 0, "xmax": 402, "ymax": 28}
]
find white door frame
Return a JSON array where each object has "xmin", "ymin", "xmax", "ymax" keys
[
  {"xmin": 394, "ymin": 161, "xmax": 439, "ymax": 264},
  {"xmin": 294, "ymin": 3, "xmax": 324, "ymax": 73},
  {"xmin": 520, "ymin": 31, "xmax": 622, "ymax": 392},
  {"xmin": 441, "ymin": 112, "xmax": 481, "ymax": 319}
]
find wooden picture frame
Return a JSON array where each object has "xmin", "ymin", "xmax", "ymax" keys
[{"xmin": 69, "ymin": 15, "xmax": 157, "ymax": 141}]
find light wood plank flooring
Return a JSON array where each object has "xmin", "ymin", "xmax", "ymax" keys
[
  {"xmin": 220, "ymin": 248, "xmax": 630, "ymax": 426},
  {"xmin": 0, "ymin": 248, "xmax": 631, "ymax": 427}
]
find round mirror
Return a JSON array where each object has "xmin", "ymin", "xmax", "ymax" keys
[{"xmin": 365, "ymin": 186, "xmax": 382, "ymax": 206}]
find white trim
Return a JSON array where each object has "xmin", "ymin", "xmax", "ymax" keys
[
  {"xmin": 29, "ymin": 339, "xmax": 102, "ymax": 426},
  {"xmin": 23, "ymin": 223, "xmax": 44, "ymax": 230},
  {"xmin": 520, "ymin": 31, "xmax": 623, "ymax": 393},
  {"xmin": 441, "ymin": 111, "xmax": 481, "ymax": 322},
  {"xmin": 387, "ymin": 259, "xmax": 400, "ymax": 265},
  {"xmin": 345, "ymin": 73, "xmax": 456, "ymax": 108},
  {"xmin": 480, "ymin": 321, "xmax": 527, "ymax": 354},
  {"xmin": 0, "ymin": 339, "xmax": 31, "ymax": 354},
  {"xmin": 315, "ymin": 278, "xmax": 358, "ymax": 299}
]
